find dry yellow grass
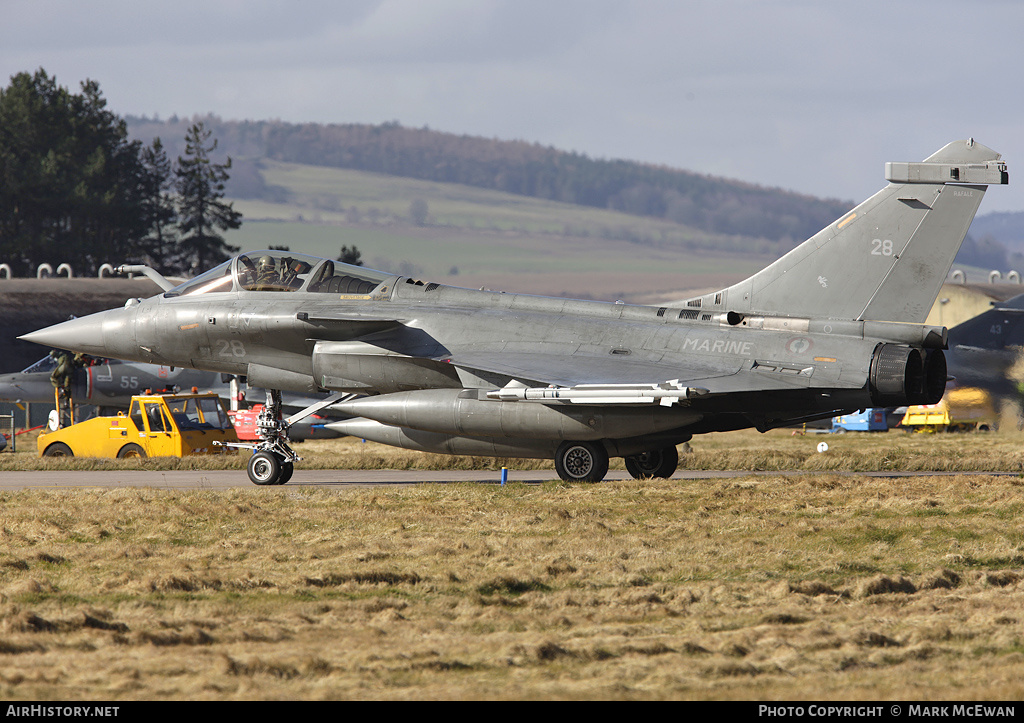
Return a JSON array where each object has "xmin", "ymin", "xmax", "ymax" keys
[
  {"xmin": 1, "ymin": 427, "xmax": 1024, "ymax": 700},
  {"xmin": 7, "ymin": 424, "xmax": 1024, "ymax": 473}
]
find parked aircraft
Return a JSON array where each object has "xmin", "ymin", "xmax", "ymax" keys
[
  {"xmin": 945, "ymin": 293, "xmax": 1024, "ymax": 397},
  {"xmin": 20, "ymin": 140, "xmax": 1008, "ymax": 484},
  {"xmin": 0, "ymin": 353, "xmax": 229, "ymax": 409},
  {"xmin": 0, "ymin": 354, "xmax": 342, "ymax": 440}
]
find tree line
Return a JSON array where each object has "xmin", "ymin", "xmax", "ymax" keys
[
  {"xmin": 128, "ymin": 115, "xmax": 1021, "ymax": 272},
  {"xmin": 127, "ymin": 116, "xmax": 853, "ymax": 245},
  {"xmin": 0, "ymin": 70, "xmax": 241, "ymax": 278}
]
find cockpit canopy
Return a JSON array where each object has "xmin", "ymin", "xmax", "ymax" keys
[{"xmin": 165, "ymin": 250, "xmax": 395, "ymax": 298}]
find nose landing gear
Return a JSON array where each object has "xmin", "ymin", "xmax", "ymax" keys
[
  {"xmin": 218, "ymin": 389, "xmax": 350, "ymax": 485},
  {"xmin": 248, "ymin": 449, "xmax": 294, "ymax": 486}
]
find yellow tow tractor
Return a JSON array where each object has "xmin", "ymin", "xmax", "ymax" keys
[
  {"xmin": 37, "ymin": 391, "xmax": 238, "ymax": 458},
  {"xmin": 900, "ymin": 387, "xmax": 998, "ymax": 433}
]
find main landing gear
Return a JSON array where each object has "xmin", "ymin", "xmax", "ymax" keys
[
  {"xmin": 624, "ymin": 446, "xmax": 679, "ymax": 480},
  {"xmin": 553, "ymin": 440, "xmax": 682, "ymax": 483},
  {"xmin": 554, "ymin": 440, "xmax": 609, "ymax": 483},
  {"xmin": 219, "ymin": 389, "xmax": 350, "ymax": 486}
]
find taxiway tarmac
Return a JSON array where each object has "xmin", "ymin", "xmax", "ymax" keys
[
  {"xmin": 3, "ymin": 468, "xmax": 1016, "ymax": 490},
  {"xmin": 0, "ymin": 469, "xmax": 694, "ymax": 490}
]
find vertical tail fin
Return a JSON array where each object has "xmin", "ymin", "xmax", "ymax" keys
[
  {"xmin": 697, "ymin": 139, "xmax": 1008, "ymax": 323},
  {"xmin": 945, "ymin": 293, "xmax": 1024, "ymax": 393},
  {"xmin": 948, "ymin": 293, "xmax": 1024, "ymax": 351}
]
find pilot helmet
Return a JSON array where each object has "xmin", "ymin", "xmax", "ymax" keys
[{"xmin": 257, "ymin": 255, "xmax": 275, "ymax": 272}]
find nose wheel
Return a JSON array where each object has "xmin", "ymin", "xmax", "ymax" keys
[
  {"xmin": 218, "ymin": 389, "xmax": 301, "ymax": 485},
  {"xmin": 218, "ymin": 389, "xmax": 351, "ymax": 486},
  {"xmin": 248, "ymin": 450, "xmax": 294, "ymax": 486}
]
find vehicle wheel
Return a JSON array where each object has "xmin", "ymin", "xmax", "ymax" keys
[
  {"xmin": 248, "ymin": 451, "xmax": 282, "ymax": 486},
  {"xmin": 624, "ymin": 445, "xmax": 679, "ymax": 479},
  {"xmin": 43, "ymin": 442, "xmax": 74, "ymax": 457},
  {"xmin": 117, "ymin": 443, "xmax": 147, "ymax": 459},
  {"xmin": 277, "ymin": 462, "xmax": 294, "ymax": 485},
  {"xmin": 554, "ymin": 440, "xmax": 609, "ymax": 483}
]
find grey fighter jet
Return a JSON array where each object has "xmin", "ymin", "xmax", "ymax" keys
[
  {"xmin": 0, "ymin": 354, "xmax": 230, "ymax": 409},
  {"xmin": 20, "ymin": 140, "xmax": 1008, "ymax": 485},
  {"xmin": 945, "ymin": 293, "xmax": 1024, "ymax": 397},
  {"xmin": 0, "ymin": 354, "xmax": 343, "ymax": 440}
]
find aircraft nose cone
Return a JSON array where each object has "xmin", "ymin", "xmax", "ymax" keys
[
  {"xmin": 20, "ymin": 316, "xmax": 107, "ymax": 354},
  {"xmin": 19, "ymin": 306, "xmax": 137, "ymax": 358}
]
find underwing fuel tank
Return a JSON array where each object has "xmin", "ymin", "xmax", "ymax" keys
[
  {"xmin": 331, "ymin": 389, "xmax": 702, "ymax": 441},
  {"xmin": 327, "ymin": 418, "xmax": 690, "ymax": 459},
  {"xmin": 328, "ymin": 418, "xmax": 560, "ymax": 458}
]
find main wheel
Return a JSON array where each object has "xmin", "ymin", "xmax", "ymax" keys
[
  {"xmin": 117, "ymin": 443, "xmax": 147, "ymax": 459},
  {"xmin": 248, "ymin": 451, "xmax": 283, "ymax": 485},
  {"xmin": 278, "ymin": 461, "xmax": 294, "ymax": 485},
  {"xmin": 554, "ymin": 440, "xmax": 609, "ymax": 483},
  {"xmin": 624, "ymin": 446, "xmax": 679, "ymax": 479},
  {"xmin": 43, "ymin": 442, "xmax": 74, "ymax": 457}
]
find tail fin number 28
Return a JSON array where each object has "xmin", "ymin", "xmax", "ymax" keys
[{"xmin": 871, "ymin": 239, "xmax": 894, "ymax": 256}]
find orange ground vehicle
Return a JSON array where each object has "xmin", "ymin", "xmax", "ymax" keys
[{"xmin": 37, "ymin": 392, "xmax": 238, "ymax": 458}]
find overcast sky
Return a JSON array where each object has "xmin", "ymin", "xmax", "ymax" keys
[{"xmin": 3, "ymin": 0, "xmax": 1022, "ymax": 212}]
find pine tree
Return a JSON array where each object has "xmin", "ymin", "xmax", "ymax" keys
[
  {"xmin": 136, "ymin": 138, "xmax": 179, "ymax": 273},
  {"xmin": 0, "ymin": 70, "xmax": 156, "ymax": 275},
  {"xmin": 338, "ymin": 245, "xmax": 363, "ymax": 266},
  {"xmin": 174, "ymin": 122, "xmax": 241, "ymax": 273}
]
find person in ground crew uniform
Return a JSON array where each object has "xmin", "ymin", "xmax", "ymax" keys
[{"xmin": 49, "ymin": 350, "xmax": 73, "ymax": 396}]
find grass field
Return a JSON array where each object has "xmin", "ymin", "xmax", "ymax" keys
[
  {"xmin": 2, "ymin": 428, "xmax": 1024, "ymax": 700},
  {"xmin": 222, "ymin": 162, "xmax": 772, "ymax": 304},
  {"xmin": 217, "ymin": 161, "xmax": 996, "ymax": 307}
]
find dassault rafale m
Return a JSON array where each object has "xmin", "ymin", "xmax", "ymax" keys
[{"xmin": 21, "ymin": 140, "xmax": 1008, "ymax": 485}]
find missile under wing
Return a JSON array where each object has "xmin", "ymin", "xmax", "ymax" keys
[{"xmin": 21, "ymin": 139, "xmax": 1009, "ymax": 484}]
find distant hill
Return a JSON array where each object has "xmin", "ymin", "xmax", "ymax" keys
[
  {"xmin": 968, "ymin": 211, "xmax": 1024, "ymax": 252},
  {"xmin": 125, "ymin": 115, "xmax": 1023, "ymax": 289},
  {"xmin": 216, "ymin": 160, "xmax": 775, "ymax": 305},
  {"xmin": 126, "ymin": 115, "xmax": 853, "ymax": 245}
]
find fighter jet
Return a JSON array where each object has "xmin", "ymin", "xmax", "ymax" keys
[
  {"xmin": 0, "ymin": 353, "xmax": 230, "ymax": 409},
  {"xmin": 945, "ymin": 293, "xmax": 1024, "ymax": 397},
  {"xmin": 20, "ymin": 139, "xmax": 1008, "ymax": 485}
]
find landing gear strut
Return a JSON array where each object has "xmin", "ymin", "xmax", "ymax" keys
[
  {"xmin": 246, "ymin": 390, "xmax": 299, "ymax": 486},
  {"xmin": 218, "ymin": 389, "xmax": 349, "ymax": 486}
]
